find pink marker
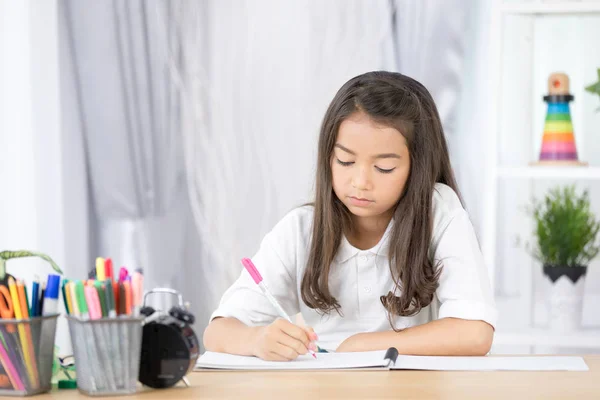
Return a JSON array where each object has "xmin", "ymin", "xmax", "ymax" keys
[
  {"xmin": 118, "ymin": 267, "xmax": 129, "ymax": 282},
  {"xmin": 84, "ymin": 286, "xmax": 102, "ymax": 320},
  {"xmin": 241, "ymin": 258, "xmax": 317, "ymax": 359}
]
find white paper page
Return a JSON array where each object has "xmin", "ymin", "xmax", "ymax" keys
[
  {"xmin": 195, "ymin": 350, "xmax": 390, "ymax": 370},
  {"xmin": 392, "ymin": 356, "xmax": 589, "ymax": 371}
]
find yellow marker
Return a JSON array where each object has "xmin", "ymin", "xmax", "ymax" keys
[
  {"xmin": 68, "ymin": 282, "xmax": 80, "ymax": 316},
  {"xmin": 65, "ymin": 282, "xmax": 75, "ymax": 316},
  {"xmin": 96, "ymin": 257, "xmax": 106, "ymax": 281},
  {"xmin": 8, "ymin": 277, "xmax": 37, "ymax": 388}
]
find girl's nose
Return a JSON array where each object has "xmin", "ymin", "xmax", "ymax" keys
[{"xmin": 351, "ymin": 166, "xmax": 371, "ymax": 190}]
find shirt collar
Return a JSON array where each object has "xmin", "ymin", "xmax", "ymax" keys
[{"xmin": 334, "ymin": 218, "xmax": 394, "ymax": 264}]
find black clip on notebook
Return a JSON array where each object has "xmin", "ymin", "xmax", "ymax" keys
[
  {"xmin": 195, "ymin": 347, "xmax": 401, "ymax": 371},
  {"xmin": 384, "ymin": 347, "xmax": 399, "ymax": 367}
]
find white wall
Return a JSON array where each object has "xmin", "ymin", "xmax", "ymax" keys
[
  {"xmin": 0, "ymin": 0, "xmax": 40, "ymax": 276},
  {"xmin": 0, "ymin": 0, "xmax": 71, "ymax": 353}
]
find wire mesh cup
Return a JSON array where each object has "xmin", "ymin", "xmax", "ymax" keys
[
  {"xmin": 66, "ymin": 316, "xmax": 143, "ymax": 396},
  {"xmin": 0, "ymin": 315, "xmax": 59, "ymax": 396}
]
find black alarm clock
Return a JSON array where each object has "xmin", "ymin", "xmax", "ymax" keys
[{"xmin": 138, "ymin": 288, "xmax": 200, "ymax": 389}]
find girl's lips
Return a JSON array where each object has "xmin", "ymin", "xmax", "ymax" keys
[{"xmin": 349, "ymin": 196, "xmax": 373, "ymax": 207}]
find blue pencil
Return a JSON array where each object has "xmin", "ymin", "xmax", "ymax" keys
[{"xmin": 31, "ymin": 280, "xmax": 40, "ymax": 317}]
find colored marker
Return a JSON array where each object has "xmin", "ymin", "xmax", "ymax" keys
[
  {"xmin": 105, "ymin": 280, "xmax": 117, "ymax": 318},
  {"xmin": 96, "ymin": 257, "xmax": 106, "ymax": 281},
  {"xmin": 74, "ymin": 281, "xmax": 89, "ymax": 320},
  {"xmin": 118, "ymin": 267, "xmax": 128, "ymax": 282},
  {"xmin": 104, "ymin": 258, "xmax": 113, "ymax": 280},
  {"xmin": 131, "ymin": 271, "xmax": 143, "ymax": 316},
  {"xmin": 9, "ymin": 278, "xmax": 38, "ymax": 387},
  {"xmin": 42, "ymin": 275, "xmax": 60, "ymax": 316}
]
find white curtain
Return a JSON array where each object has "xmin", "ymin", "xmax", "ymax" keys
[
  {"xmin": 392, "ymin": 0, "xmax": 488, "ymax": 231},
  {"xmin": 59, "ymin": 0, "xmax": 203, "ymax": 330},
  {"xmin": 156, "ymin": 0, "xmax": 397, "ymax": 334},
  {"xmin": 56, "ymin": 0, "xmax": 491, "ymax": 350},
  {"xmin": 160, "ymin": 0, "xmax": 490, "ymax": 339}
]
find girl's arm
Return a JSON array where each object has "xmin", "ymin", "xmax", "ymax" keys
[
  {"xmin": 337, "ymin": 199, "xmax": 497, "ymax": 356},
  {"xmin": 336, "ymin": 317, "xmax": 493, "ymax": 355},
  {"xmin": 204, "ymin": 317, "xmax": 261, "ymax": 356},
  {"xmin": 204, "ymin": 316, "xmax": 317, "ymax": 360},
  {"xmin": 205, "ymin": 208, "xmax": 315, "ymax": 359}
]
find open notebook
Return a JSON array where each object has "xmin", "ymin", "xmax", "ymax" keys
[{"xmin": 195, "ymin": 348, "xmax": 589, "ymax": 371}]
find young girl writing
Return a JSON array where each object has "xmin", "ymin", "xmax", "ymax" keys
[{"xmin": 204, "ymin": 71, "xmax": 497, "ymax": 360}]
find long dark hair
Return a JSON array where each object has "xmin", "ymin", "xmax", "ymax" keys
[{"xmin": 301, "ymin": 71, "xmax": 460, "ymax": 326}]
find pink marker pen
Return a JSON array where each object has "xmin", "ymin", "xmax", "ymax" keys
[
  {"xmin": 118, "ymin": 267, "xmax": 129, "ymax": 282},
  {"xmin": 241, "ymin": 258, "xmax": 317, "ymax": 359},
  {"xmin": 84, "ymin": 285, "xmax": 102, "ymax": 320}
]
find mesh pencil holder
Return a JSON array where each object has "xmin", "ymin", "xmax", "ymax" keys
[
  {"xmin": 0, "ymin": 315, "xmax": 59, "ymax": 397},
  {"xmin": 66, "ymin": 316, "xmax": 143, "ymax": 396}
]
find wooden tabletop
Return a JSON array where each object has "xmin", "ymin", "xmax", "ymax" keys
[{"xmin": 37, "ymin": 355, "xmax": 599, "ymax": 399}]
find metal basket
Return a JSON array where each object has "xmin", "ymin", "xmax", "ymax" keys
[
  {"xmin": 66, "ymin": 316, "xmax": 143, "ymax": 396},
  {"xmin": 0, "ymin": 315, "xmax": 59, "ymax": 396}
]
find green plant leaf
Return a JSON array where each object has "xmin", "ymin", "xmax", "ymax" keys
[
  {"xmin": 527, "ymin": 185, "xmax": 600, "ymax": 267},
  {"xmin": 585, "ymin": 68, "xmax": 600, "ymax": 113},
  {"xmin": 585, "ymin": 81, "xmax": 600, "ymax": 95},
  {"xmin": 0, "ymin": 250, "xmax": 63, "ymax": 279}
]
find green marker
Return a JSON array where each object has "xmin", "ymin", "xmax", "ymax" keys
[
  {"xmin": 74, "ymin": 281, "xmax": 89, "ymax": 319},
  {"xmin": 61, "ymin": 279, "xmax": 70, "ymax": 315},
  {"xmin": 104, "ymin": 280, "xmax": 117, "ymax": 317},
  {"xmin": 94, "ymin": 282, "xmax": 108, "ymax": 318}
]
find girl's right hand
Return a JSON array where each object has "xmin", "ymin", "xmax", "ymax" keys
[{"xmin": 252, "ymin": 318, "xmax": 318, "ymax": 361}]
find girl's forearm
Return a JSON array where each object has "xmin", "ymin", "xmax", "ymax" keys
[
  {"xmin": 337, "ymin": 318, "xmax": 494, "ymax": 356},
  {"xmin": 203, "ymin": 317, "xmax": 260, "ymax": 356}
]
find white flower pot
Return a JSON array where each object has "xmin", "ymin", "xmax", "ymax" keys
[{"xmin": 544, "ymin": 265, "xmax": 587, "ymax": 332}]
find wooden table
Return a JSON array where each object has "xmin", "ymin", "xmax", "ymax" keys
[{"xmin": 37, "ymin": 355, "xmax": 599, "ymax": 399}]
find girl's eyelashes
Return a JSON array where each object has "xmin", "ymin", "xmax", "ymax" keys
[
  {"xmin": 336, "ymin": 158, "xmax": 354, "ymax": 166},
  {"xmin": 336, "ymin": 158, "xmax": 396, "ymax": 174},
  {"xmin": 375, "ymin": 167, "xmax": 396, "ymax": 174}
]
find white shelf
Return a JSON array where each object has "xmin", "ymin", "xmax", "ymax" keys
[
  {"xmin": 488, "ymin": 1, "xmax": 600, "ymax": 354},
  {"xmin": 497, "ymin": 166, "xmax": 600, "ymax": 179},
  {"xmin": 502, "ymin": 1, "xmax": 600, "ymax": 14},
  {"xmin": 494, "ymin": 328, "xmax": 600, "ymax": 348}
]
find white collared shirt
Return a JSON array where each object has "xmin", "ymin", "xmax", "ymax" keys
[{"xmin": 210, "ymin": 183, "xmax": 498, "ymax": 351}]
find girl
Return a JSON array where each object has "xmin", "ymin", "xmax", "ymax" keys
[{"xmin": 204, "ymin": 71, "xmax": 497, "ymax": 360}]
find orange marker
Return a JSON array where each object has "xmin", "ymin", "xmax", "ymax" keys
[{"xmin": 0, "ymin": 373, "xmax": 11, "ymax": 388}]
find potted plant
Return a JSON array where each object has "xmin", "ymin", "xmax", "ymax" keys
[
  {"xmin": 585, "ymin": 68, "xmax": 600, "ymax": 111},
  {"xmin": 529, "ymin": 185, "xmax": 600, "ymax": 332}
]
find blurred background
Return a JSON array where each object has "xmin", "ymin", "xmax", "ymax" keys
[{"xmin": 1, "ymin": 0, "xmax": 599, "ymax": 356}]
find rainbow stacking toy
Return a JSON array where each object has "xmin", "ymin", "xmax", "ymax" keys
[{"xmin": 535, "ymin": 72, "xmax": 586, "ymax": 165}]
